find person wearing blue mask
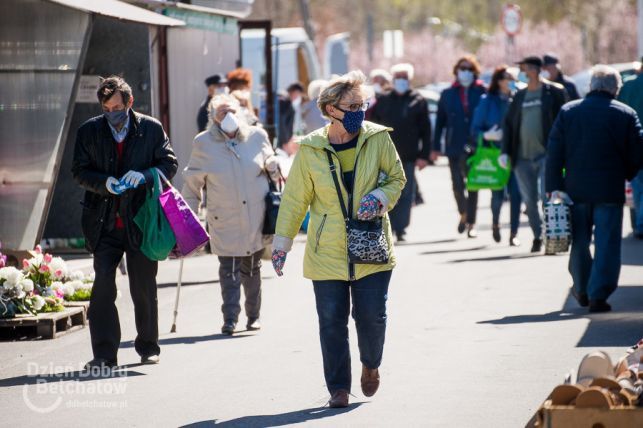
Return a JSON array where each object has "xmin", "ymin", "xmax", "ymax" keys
[
  {"xmin": 371, "ymin": 63, "xmax": 432, "ymax": 242},
  {"xmin": 71, "ymin": 76, "xmax": 178, "ymax": 369},
  {"xmin": 499, "ymin": 56, "xmax": 568, "ymax": 253},
  {"xmin": 432, "ymin": 55, "xmax": 487, "ymax": 238}
]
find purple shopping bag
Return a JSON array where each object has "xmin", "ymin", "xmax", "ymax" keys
[{"xmin": 157, "ymin": 170, "xmax": 209, "ymax": 258}]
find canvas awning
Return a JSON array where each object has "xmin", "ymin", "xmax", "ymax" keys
[{"xmin": 47, "ymin": 0, "xmax": 185, "ymax": 26}]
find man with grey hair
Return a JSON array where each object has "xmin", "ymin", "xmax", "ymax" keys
[{"xmin": 546, "ymin": 64, "xmax": 643, "ymax": 313}]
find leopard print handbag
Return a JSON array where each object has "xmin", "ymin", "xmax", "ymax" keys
[{"xmin": 326, "ymin": 151, "xmax": 390, "ymax": 265}]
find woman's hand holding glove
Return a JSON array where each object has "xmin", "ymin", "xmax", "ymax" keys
[
  {"xmin": 272, "ymin": 250, "xmax": 287, "ymax": 276},
  {"xmin": 356, "ymin": 193, "xmax": 383, "ymax": 221}
]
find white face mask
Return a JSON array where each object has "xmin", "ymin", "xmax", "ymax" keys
[
  {"xmin": 220, "ymin": 112, "xmax": 239, "ymax": 134},
  {"xmin": 373, "ymin": 83, "xmax": 383, "ymax": 94},
  {"xmin": 540, "ymin": 70, "xmax": 551, "ymax": 80},
  {"xmin": 292, "ymin": 96, "xmax": 302, "ymax": 107},
  {"xmin": 215, "ymin": 86, "xmax": 229, "ymax": 95}
]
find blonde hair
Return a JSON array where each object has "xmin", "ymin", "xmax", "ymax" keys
[
  {"xmin": 307, "ymin": 79, "xmax": 328, "ymax": 100},
  {"xmin": 317, "ymin": 70, "xmax": 366, "ymax": 119},
  {"xmin": 208, "ymin": 94, "xmax": 241, "ymax": 116}
]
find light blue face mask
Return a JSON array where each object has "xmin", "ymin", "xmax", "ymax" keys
[
  {"xmin": 517, "ymin": 71, "xmax": 529, "ymax": 84},
  {"xmin": 393, "ymin": 78, "xmax": 410, "ymax": 94},
  {"xmin": 508, "ymin": 81, "xmax": 517, "ymax": 92},
  {"xmin": 457, "ymin": 70, "xmax": 474, "ymax": 87}
]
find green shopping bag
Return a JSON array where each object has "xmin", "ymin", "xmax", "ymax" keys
[
  {"xmin": 466, "ymin": 136, "xmax": 511, "ymax": 191},
  {"xmin": 133, "ymin": 168, "xmax": 176, "ymax": 261}
]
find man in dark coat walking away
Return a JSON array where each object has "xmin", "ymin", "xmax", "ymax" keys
[
  {"xmin": 371, "ymin": 62, "xmax": 432, "ymax": 242},
  {"xmin": 432, "ymin": 55, "xmax": 486, "ymax": 238},
  {"xmin": 546, "ymin": 65, "xmax": 643, "ymax": 313},
  {"xmin": 500, "ymin": 56, "xmax": 567, "ymax": 253},
  {"xmin": 72, "ymin": 76, "xmax": 178, "ymax": 368}
]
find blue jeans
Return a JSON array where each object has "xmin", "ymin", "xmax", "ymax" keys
[
  {"xmin": 632, "ymin": 171, "xmax": 643, "ymax": 234},
  {"xmin": 513, "ymin": 157, "xmax": 545, "ymax": 239},
  {"xmin": 491, "ymin": 172, "xmax": 522, "ymax": 234},
  {"xmin": 389, "ymin": 161, "xmax": 416, "ymax": 236},
  {"xmin": 569, "ymin": 204, "xmax": 623, "ymax": 301},
  {"xmin": 312, "ymin": 270, "xmax": 392, "ymax": 394}
]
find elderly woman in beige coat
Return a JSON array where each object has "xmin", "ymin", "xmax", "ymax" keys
[{"xmin": 182, "ymin": 94, "xmax": 279, "ymax": 335}]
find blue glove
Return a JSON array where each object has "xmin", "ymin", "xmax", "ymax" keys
[
  {"xmin": 106, "ymin": 177, "xmax": 123, "ymax": 195},
  {"xmin": 120, "ymin": 170, "xmax": 146, "ymax": 189}
]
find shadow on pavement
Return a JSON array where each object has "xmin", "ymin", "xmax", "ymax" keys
[
  {"xmin": 157, "ymin": 279, "xmax": 219, "ymax": 288},
  {"xmin": 181, "ymin": 403, "xmax": 364, "ymax": 427},
  {"xmin": 395, "ymin": 238, "xmax": 457, "ymax": 246},
  {"xmin": 474, "ymin": 221, "xmax": 530, "ymax": 232},
  {"xmin": 420, "ymin": 245, "xmax": 488, "ymax": 255},
  {"xmin": 120, "ymin": 333, "xmax": 253, "ymax": 349},
  {"xmin": 477, "ymin": 286, "xmax": 643, "ymax": 348},
  {"xmin": 448, "ymin": 253, "xmax": 540, "ymax": 263},
  {"xmin": 0, "ymin": 367, "xmax": 145, "ymax": 388}
]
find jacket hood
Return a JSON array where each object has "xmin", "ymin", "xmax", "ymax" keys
[{"xmin": 298, "ymin": 121, "xmax": 392, "ymax": 150}]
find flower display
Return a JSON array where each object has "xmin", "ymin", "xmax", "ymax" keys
[{"xmin": 0, "ymin": 243, "xmax": 94, "ymax": 318}]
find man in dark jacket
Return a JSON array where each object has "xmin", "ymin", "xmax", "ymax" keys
[
  {"xmin": 197, "ymin": 74, "xmax": 228, "ymax": 132},
  {"xmin": 72, "ymin": 76, "xmax": 178, "ymax": 368},
  {"xmin": 546, "ymin": 65, "xmax": 643, "ymax": 313},
  {"xmin": 432, "ymin": 55, "xmax": 486, "ymax": 237},
  {"xmin": 371, "ymin": 63, "xmax": 432, "ymax": 241},
  {"xmin": 542, "ymin": 54, "xmax": 580, "ymax": 101},
  {"xmin": 500, "ymin": 56, "xmax": 568, "ymax": 253}
]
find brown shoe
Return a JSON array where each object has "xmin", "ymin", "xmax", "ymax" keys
[
  {"xmin": 361, "ymin": 365, "xmax": 380, "ymax": 397},
  {"xmin": 328, "ymin": 389, "xmax": 349, "ymax": 408}
]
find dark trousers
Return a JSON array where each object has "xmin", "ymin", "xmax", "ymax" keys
[
  {"xmin": 389, "ymin": 161, "xmax": 416, "ymax": 236},
  {"xmin": 569, "ymin": 204, "xmax": 623, "ymax": 301},
  {"xmin": 491, "ymin": 172, "xmax": 522, "ymax": 234},
  {"xmin": 312, "ymin": 270, "xmax": 392, "ymax": 394},
  {"xmin": 89, "ymin": 228, "xmax": 159, "ymax": 361},
  {"xmin": 448, "ymin": 155, "xmax": 478, "ymax": 224},
  {"xmin": 217, "ymin": 249, "xmax": 263, "ymax": 322}
]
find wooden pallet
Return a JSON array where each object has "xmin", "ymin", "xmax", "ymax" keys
[
  {"xmin": 63, "ymin": 301, "xmax": 89, "ymax": 316},
  {"xmin": 0, "ymin": 307, "xmax": 86, "ymax": 340}
]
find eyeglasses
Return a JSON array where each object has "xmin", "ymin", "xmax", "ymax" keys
[{"xmin": 335, "ymin": 102, "xmax": 370, "ymax": 113}]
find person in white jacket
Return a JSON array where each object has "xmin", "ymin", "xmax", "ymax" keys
[{"xmin": 182, "ymin": 94, "xmax": 280, "ymax": 335}]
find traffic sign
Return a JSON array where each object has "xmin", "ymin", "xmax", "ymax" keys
[{"xmin": 501, "ymin": 4, "xmax": 522, "ymax": 36}]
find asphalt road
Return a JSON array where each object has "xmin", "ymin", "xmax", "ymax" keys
[{"xmin": 2, "ymin": 163, "xmax": 642, "ymax": 427}]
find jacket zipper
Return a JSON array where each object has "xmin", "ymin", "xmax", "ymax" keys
[{"xmin": 315, "ymin": 214, "xmax": 327, "ymax": 253}]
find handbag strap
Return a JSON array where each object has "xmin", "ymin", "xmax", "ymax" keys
[{"xmin": 326, "ymin": 150, "xmax": 349, "ymax": 221}]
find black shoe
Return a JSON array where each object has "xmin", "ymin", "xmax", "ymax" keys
[
  {"xmin": 457, "ymin": 221, "xmax": 466, "ymax": 234},
  {"xmin": 492, "ymin": 225, "xmax": 501, "ymax": 243},
  {"xmin": 246, "ymin": 318, "xmax": 261, "ymax": 331},
  {"xmin": 530, "ymin": 238, "xmax": 543, "ymax": 253},
  {"xmin": 509, "ymin": 233, "xmax": 520, "ymax": 247},
  {"xmin": 571, "ymin": 288, "xmax": 589, "ymax": 307},
  {"xmin": 84, "ymin": 358, "xmax": 118, "ymax": 371},
  {"xmin": 589, "ymin": 300, "xmax": 612, "ymax": 313},
  {"xmin": 141, "ymin": 354, "xmax": 160, "ymax": 365},
  {"xmin": 221, "ymin": 320, "xmax": 236, "ymax": 335},
  {"xmin": 396, "ymin": 233, "xmax": 406, "ymax": 242},
  {"xmin": 467, "ymin": 225, "xmax": 478, "ymax": 239}
]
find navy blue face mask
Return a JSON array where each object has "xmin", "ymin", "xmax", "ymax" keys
[
  {"xmin": 332, "ymin": 108, "xmax": 365, "ymax": 134},
  {"xmin": 104, "ymin": 109, "xmax": 128, "ymax": 127}
]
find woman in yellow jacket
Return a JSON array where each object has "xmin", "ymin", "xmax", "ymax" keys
[{"xmin": 272, "ymin": 71, "xmax": 406, "ymax": 408}]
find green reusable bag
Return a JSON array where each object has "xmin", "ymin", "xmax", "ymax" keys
[
  {"xmin": 466, "ymin": 135, "xmax": 511, "ymax": 191},
  {"xmin": 133, "ymin": 168, "xmax": 176, "ymax": 261}
]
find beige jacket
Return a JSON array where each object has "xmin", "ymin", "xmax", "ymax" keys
[{"xmin": 182, "ymin": 124, "xmax": 279, "ymax": 257}]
